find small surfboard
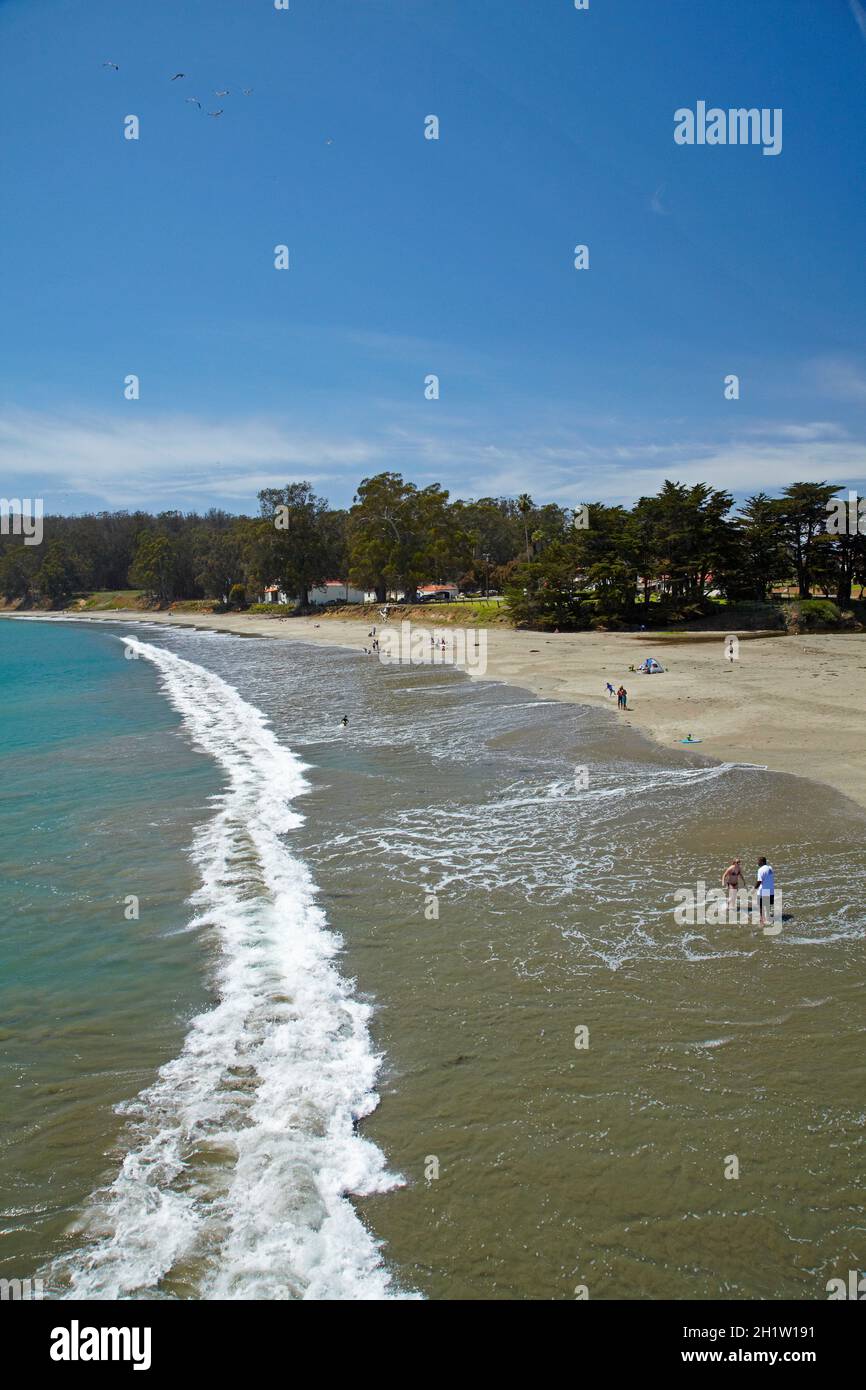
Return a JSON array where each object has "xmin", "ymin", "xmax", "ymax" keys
[{"xmin": 679, "ymin": 737, "xmax": 702, "ymax": 744}]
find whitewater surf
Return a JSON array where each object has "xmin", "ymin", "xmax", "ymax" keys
[{"xmin": 47, "ymin": 636, "xmax": 407, "ymax": 1301}]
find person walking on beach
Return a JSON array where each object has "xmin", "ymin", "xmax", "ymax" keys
[
  {"xmin": 722, "ymin": 857, "xmax": 745, "ymax": 915},
  {"xmin": 755, "ymin": 856, "xmax": 775, "ymax": 925},
  {"xmin": 605, "ymin": 681, "xmax": 615, "ymax": 698},
  {"xmin": 617, "ymin": 685, "xmax": 628, "ymax": 710}
]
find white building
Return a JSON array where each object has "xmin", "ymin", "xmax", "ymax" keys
[
  {"xmin": 308, "ymin": 580, "xmax": 367, "ymax": 606},
  {"xmin": 263, "ymin": 580, "xmax": 367, "ymax": 606}
]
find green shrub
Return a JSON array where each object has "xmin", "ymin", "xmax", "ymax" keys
[
  {"xmin": 247, "ymin": 602, "xmax": 297, "ymax": 616},
  {"xmin": 784, "ymin": 599, "xmax": 842, "ymax": 632}
]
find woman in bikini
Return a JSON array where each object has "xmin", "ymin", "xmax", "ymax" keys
[{"xmin": 722, "ymin": 857, "xmax": 746, "ymax": 914}]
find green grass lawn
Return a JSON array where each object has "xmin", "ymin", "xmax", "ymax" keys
[
  {"xmin": 77, "ymin": 590, "xmax": 146, "ymax": 610},
  {"xmin": 319, "ymin": 600, "xmax": 513, "ymax": 626}
]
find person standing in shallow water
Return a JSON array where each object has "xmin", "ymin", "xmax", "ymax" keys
[
  {"xmin": 755, "ymin": 856, "xmax": 775, "ymax": 925},
  {"xmin": 722, "ymin": 856, "xmax": 745, "ymax": 913}
]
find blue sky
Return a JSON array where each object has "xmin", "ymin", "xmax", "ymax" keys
[{"xmin": 1, "ymin": 0, "xmax": 865, "ymax": 514}]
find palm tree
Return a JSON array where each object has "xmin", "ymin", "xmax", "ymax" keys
[{"xmin": 517, "ymin": 493, "xmax": 533, "ymax": 563}]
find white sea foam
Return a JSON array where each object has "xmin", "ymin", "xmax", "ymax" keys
[{"xmin": 49, "ymin": 636, "xmax": 407, "ymax": 1301}]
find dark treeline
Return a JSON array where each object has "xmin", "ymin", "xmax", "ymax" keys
[{"xmin": 1, "ymin": 474, "xmax": 863, "ymax": 625}]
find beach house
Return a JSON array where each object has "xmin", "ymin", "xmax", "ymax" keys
[{"xmin": 308, "ymin": 580, "xmax": 367, "ymax": 606}]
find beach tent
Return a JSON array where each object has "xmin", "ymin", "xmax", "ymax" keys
[{"xmin": 637, "ymin": 656, "xmax": 665, "ymax": 673}]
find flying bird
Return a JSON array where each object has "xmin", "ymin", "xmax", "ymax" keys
[
  {"xmin": 214, "ymin": 89, "xmax": 230, "ymax": 97},
  {"xmin": 170, "ymin": 72, "xmax": 185, "ymax": 81},
  {"xmin": 242, "ymin": 88, "xmax": 253, "ymax": 96},
  {"xmin": 102, "ymin": 60, "xmax": 119, "ymax": 70},
  {"xmin": 208, "ymin": 109, "xmax": 224, "ymax": 117},
  {"xmin": 186, "ymin": 96, "xmax": 201, "ymax": 107}
]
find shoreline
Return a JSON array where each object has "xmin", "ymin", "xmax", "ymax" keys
[{"xmin": 11, "ymin": 609, "xmax": 866, "ymax": 815}]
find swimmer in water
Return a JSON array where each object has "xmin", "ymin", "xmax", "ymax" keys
[{"xmin": 340, "ymin": 715, "xmax": 349, "ymax": 727}]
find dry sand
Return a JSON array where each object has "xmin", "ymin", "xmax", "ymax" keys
[{"xmin": 58, "ymin": 609, "xmax": 866, "ymax": 813}]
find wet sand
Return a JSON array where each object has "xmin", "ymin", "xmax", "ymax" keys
[{"xmin": 63, "ymin": 611, "xmax": 866, "ymax": 812}]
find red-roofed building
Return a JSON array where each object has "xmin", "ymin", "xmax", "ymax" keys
[{"xmin": 416, "ymin": 583, "xmax": 459, "ymax": 601}]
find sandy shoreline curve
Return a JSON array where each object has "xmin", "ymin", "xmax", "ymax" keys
[{"xmin": 17, "ymin": 609, "xmax": 866, "ymax": 815}]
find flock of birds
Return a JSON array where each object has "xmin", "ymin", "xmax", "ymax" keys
[
  {"xmin": 101, "ymin": 61, "xmax": 252, "ymax": 117},
  {"xmin": 101, "ymin": 59, "xmax": 334, "ymax": 142}
]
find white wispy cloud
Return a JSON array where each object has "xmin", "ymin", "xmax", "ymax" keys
[
  {"xmin": 0, "ymin": 411, "xmax": 376, "ymax": 508},
  {"xmin": 811, "ymin": 355, "xmax": 866, "ymax": 403},
  {"xmin": 1, "ymin": 408, "xmax": 864, "ymax": 512},
  {"xmin": 848, "ymin": 0, "xmax": 866, "ymax": 44},
  {"xmin": 743, "ymin": 420, "xmax": 848, "ymax": 442},
  {"xmin": 650, "ymin": 183, "xmax": 670, "ymax": 216},
  {"xmin": 447, "ymin": 440, "xmax": 866, "ymax": 507}
]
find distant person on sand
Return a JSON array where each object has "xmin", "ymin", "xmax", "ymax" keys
[
  {"xmin": 722, "ymin": 857, "xmax": 745, "ymax": 910},
  {"xmin": 617, "ymin": 685, "xmax": 627, "ymax": 710},
  {"xmin": 755, "ymin": 856, "xmax": 775, "ymax": 925},
  {"xmin": 605, "ymin": 682, "xmax": 615, "ymax": 697}
]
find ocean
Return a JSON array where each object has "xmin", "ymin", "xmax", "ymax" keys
[{"xmin": 1, "ymin": 616, "xmax": 863, "ymax": 1299}]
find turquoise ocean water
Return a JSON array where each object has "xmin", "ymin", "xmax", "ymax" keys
[{"xmin": 0, "ymin": 618, "xmax": 219, "ymax": 1277}]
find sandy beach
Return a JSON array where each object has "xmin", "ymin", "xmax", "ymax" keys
[{"xmin": 61, "ymin": 610, "xmax": 866, "ymax": 814}]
